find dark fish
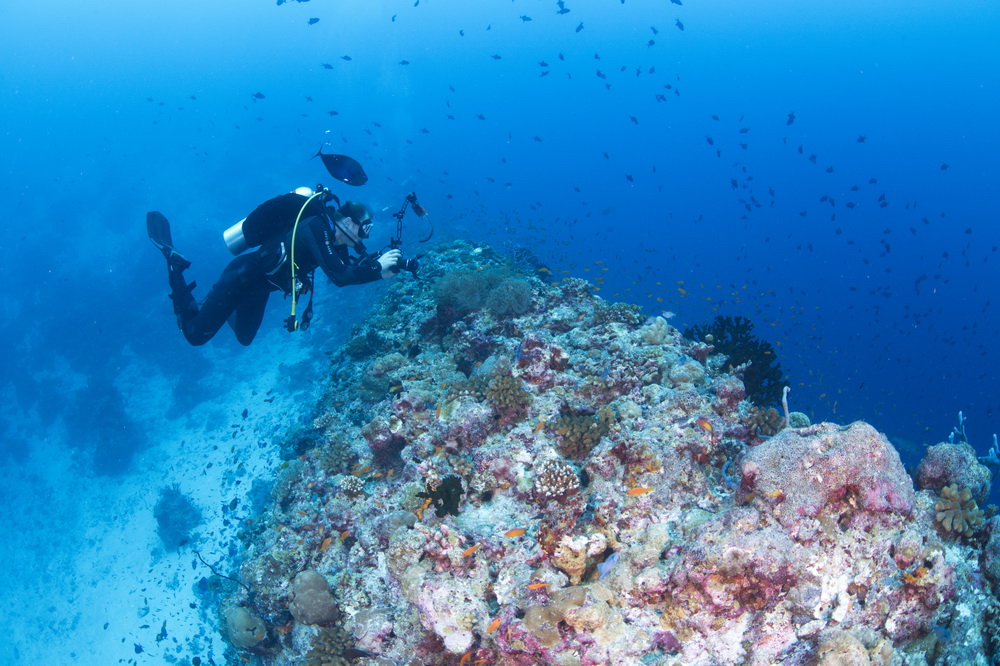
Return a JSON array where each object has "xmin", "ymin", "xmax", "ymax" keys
[
  {"xmin": 322, "ymin": 63, "xmax": 333, "ymax": 69},
  {"xmin": 705, "ymin": 136, "xmax": 714, "ymax": 146},
  {"xmin": 559, "ymin": 52, "xmax": 565, "ymax": 60},
  {"xmin": 520, "ymin": 15, "xmax": 532, "ymax": 21},
  {"xmin": 671, "ymin": 0, "xmax": 682, "ymax": 4},
  {"xmin": 539, "ymin": 60, "xmax": 548, "ymax": 67},
  {"xmin": 134, "ymin": 644, "xmax": 144, "ymax": 654},
  {"xmin": 491, "ymin": 54, "xmax": 502, "ymax": 60},
  {"xmin": 476, "ymin": 114, "xmax": 486, "ymax": 120},
  {"xmin": 630, "ymin": 116, "xmax": 638, "ymax": 125},
  {"xmin": 940, "ymin": 163, "xmax": 949, "ymax": 170},
  {"xmin": 651, "ymin": 26, "xmax": 659, "ymax": 34},
  {"xmin": 786, "ymin": 111, "xmax": 795, "ymax": 125},
  {"xmin": 626, "ymin": 174, "xmax": 634, "ymax": 182},
  {"xmin": 533, "ymin": 136, "xmax": 543, "ymax": 142},
  {"xmin": 327, "ymin": 110, "xmax": 338, "ymax": 115},
  {"xmin": 314, "ymin": 149, "xmax": 368, "ymax": 186},
  {"xmin": 308, "ymin": 17, "xmax": 319, "ymax": 25},
  {"xmin": 576, "ymin": 21, "xmax": 584, "ymax": 32},
  {"xmin": 420, "ymin": 128, "xmax": 429, "ymax": 133},
  {"xmin": 242, "ymin": 408, "xmax": 249, "ymax": 419},
  {"xmin": 557, "ymin": 0, "xmax": 570, "ymax": 14},
  {"xmin": 252, "ymin": 92, "xmax": 266, "ymax": 99},
  {"xmin": 343, "ymin": 649, "xmax": 372, "ymax": 659},
  {"xmin": 341, "ymin": 55, "xmax": 352, "ymax": 61},
  {"xmin": 856, "ymin": 135, "xmax": 866, "ymax": 143},
  {"xmin": 399, "ymin": 59, "xmax": 410, "ymax": 65},
  {"xmin": 675, "ymin": 19, "xmax": 684, "ymax": 30}
]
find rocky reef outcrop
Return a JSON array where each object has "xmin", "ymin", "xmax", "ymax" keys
[{"xmin": 220, "ymin": 241, "xmax": 998, "ymax": 665}]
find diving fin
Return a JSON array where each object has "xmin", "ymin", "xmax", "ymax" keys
[{"xmin": 147, "ymin": 211, "xmax": 191, "ymax": 271}]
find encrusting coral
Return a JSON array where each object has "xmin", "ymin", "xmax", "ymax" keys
[
  {"xmin": 222, "ymin": 240, "xmax": 999, "ymax": 665},
  {"xmin": 934, "ymin": 483, "xmax": 985, "ymax": 538}
]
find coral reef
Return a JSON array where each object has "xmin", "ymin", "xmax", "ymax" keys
[
  {"xmin": 933, "ymin": 484, "xmax": 985, "ymax": 538},
  {"xmin": 916, "ymin": 440, "xmax": 993, "ymax": 505},
  {"xmin": 153, "ymin": 484, "xmax": 202, "ymax": 551},
  {"xmin": 685, "ymin": 314, "xmax": 785, "ymax": 407},
  {"xmin": 223, "ymin": 241, "xmax": 998, "ymax": 665}
]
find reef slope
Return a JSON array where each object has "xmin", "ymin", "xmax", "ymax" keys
[{"xmin": 221, "ymin": 241, "xmax": 997, "ymax": 665}]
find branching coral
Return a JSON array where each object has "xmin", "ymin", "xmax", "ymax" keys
[
  {"xmin": 305, "ymin": 625, "xmax": 356, "ymax": 666},
  {"xmin": 552, "ymin": 412, "xmax": 611, "ymax": 459},
  {"xmin": 533, "ymin": 459, "xmax": 580, "ymax": 503},
  {"xmin": 485, "ymin": 375, "xmax": 531, "ymax": 413},
  {"xmin": 934, "ymin": 484, "xmax": 984, "ymax": 537}
]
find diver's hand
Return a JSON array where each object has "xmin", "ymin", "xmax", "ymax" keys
[{"xmin": 378, "ymin": 249, "xmax": 402, "ymax": 279}]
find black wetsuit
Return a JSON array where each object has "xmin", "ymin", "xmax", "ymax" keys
[{"xmin": 169, "ymin": 193, "xmax": 381, "ymax": 346}]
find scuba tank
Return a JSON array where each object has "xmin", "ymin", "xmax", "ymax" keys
[{"xmin": 223, "ymin": 187, "xmax": 318, "ymax": 255}]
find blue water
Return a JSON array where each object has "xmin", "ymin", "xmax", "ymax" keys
[{"xmin": 1, "ymin": 0, "xmax": 998, "ymax": 661}]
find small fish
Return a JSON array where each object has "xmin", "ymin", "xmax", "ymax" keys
[
  {"xmin": 340, "ymin": 529, "xmax": 351, "ymax": 540},
  {"xmin": 322, "ymin": 63, "xmax": 333, "ymax": 69},
  {"xmin": 491, "ymin": 54, "xmax": 502, "ymax": 60},
  {"xmin": 487, "ymin": 617, "xmax": 501, "ymax": 633},
  {"xmin": 626, "ymin": 487, "xmax": 654, "ymax": 496},
  {"xmin": 352, "ymin": 465, "xmax": 371, "ymax": 476},
  {"xmin": 294, "ymin": 510, "xmax": 309, "ymax": 516},
  {"xmin": 527, "ymin": 582, "xmax": 549, "ymax": 590},
  {"xmin": 341, "ymin": 55, "xmax": 352, "ymax": 61},
  {"xmin": 533, "ymin": 419, "xmax": 546, "ymax": 434},
  {"xmin": 307, "ymin": 17, "xmax": 319, "ymax": 25},
  {"xmin": 503, "ymin": 528, "xmax": 527, "ymax": 537},
  {"xmin": 462, "ymin": 544, "xmax": 482, "ymax": 557},
  {"xmin": 675, "ymin": 19, "xmax": 684, "ymax": 31},
  {"xmin": 252, "ymin": 92, "xmax": 266, "ymax": 100},
  {"xmin": 695, "ymin": 417, "xmax": 713, "ymax": 434},
  {"xmin": 399, "ymin": 60, "xmax": 410, "ymax": 65},
  {"xmin": 519, "ymin": 14, "xmax": 532, "ymax": 21},
  {"xmin": 320, "ymin": 536, "xmax": 333, "ymax": 551},
  {"xmin": 460, "ymin": 653, "xmax": 472, "ymax": 666},
  {"xmin": 435, "ymin": 403, "xmax": 442, "ymax": 419}
]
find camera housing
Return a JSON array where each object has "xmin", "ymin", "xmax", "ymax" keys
[{"xmin": 396, "ymin": 256, "xmax": 420, "ymax": 277}]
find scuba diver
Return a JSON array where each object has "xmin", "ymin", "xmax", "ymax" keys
[{"xmin": 148, "ymin": 188, "xmax": 404, "ymax": 346}]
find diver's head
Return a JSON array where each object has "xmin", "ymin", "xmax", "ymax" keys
[{"xmin": 330, "ymin": 201, "xmax": 373, "ymax": 250}]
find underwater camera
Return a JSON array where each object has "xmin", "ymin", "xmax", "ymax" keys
[
  {"xmin": 395, "ymin": 256, "xmax": 420, "ymax": 276},
  {"xmin": 387, "ymin": 192, "xmax": 432, "ymax": 278}
]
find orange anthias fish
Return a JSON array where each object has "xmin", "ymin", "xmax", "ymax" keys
[
  {"xmin": 527, "ymin": 582, "xmax": 549, "ymax": 590},
  {"xmin": 695, "ymin": 417, "xmax": 713, "ymax": 434},
  {"xmin": 626, "ymin": 487, "xmax": 654, "ymax": 496},
  {"xmin": 503, "ymin": 528, "xmax": 527, "ymax": 538},
  {"xmin": 487, "ymin": 617, "xmax": 501, "ymax": 633},
  {"xmin": 462, "ymin": 544, "xmax": 482, "ymax": 557},
  {"xmin": 319, "ymin": 536, "xmax": 333, "ymax": 551}
]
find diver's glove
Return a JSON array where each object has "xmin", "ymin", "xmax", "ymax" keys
[{"xmin": 378, "ymin": 249, "xmax": 402, "ymax": 279}]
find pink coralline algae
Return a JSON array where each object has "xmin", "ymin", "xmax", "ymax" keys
[
  {"xmin": 223, "ymin": 241, "xmax": 998, "ymax": 666},
  {"xmin": 740, "ymin": 422, "xmax": 915, "ymax": 531}
]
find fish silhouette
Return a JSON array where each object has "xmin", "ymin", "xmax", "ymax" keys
[{"xmin": 314, "ymin": 150, "xmax": 368, "ymax": 186}]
